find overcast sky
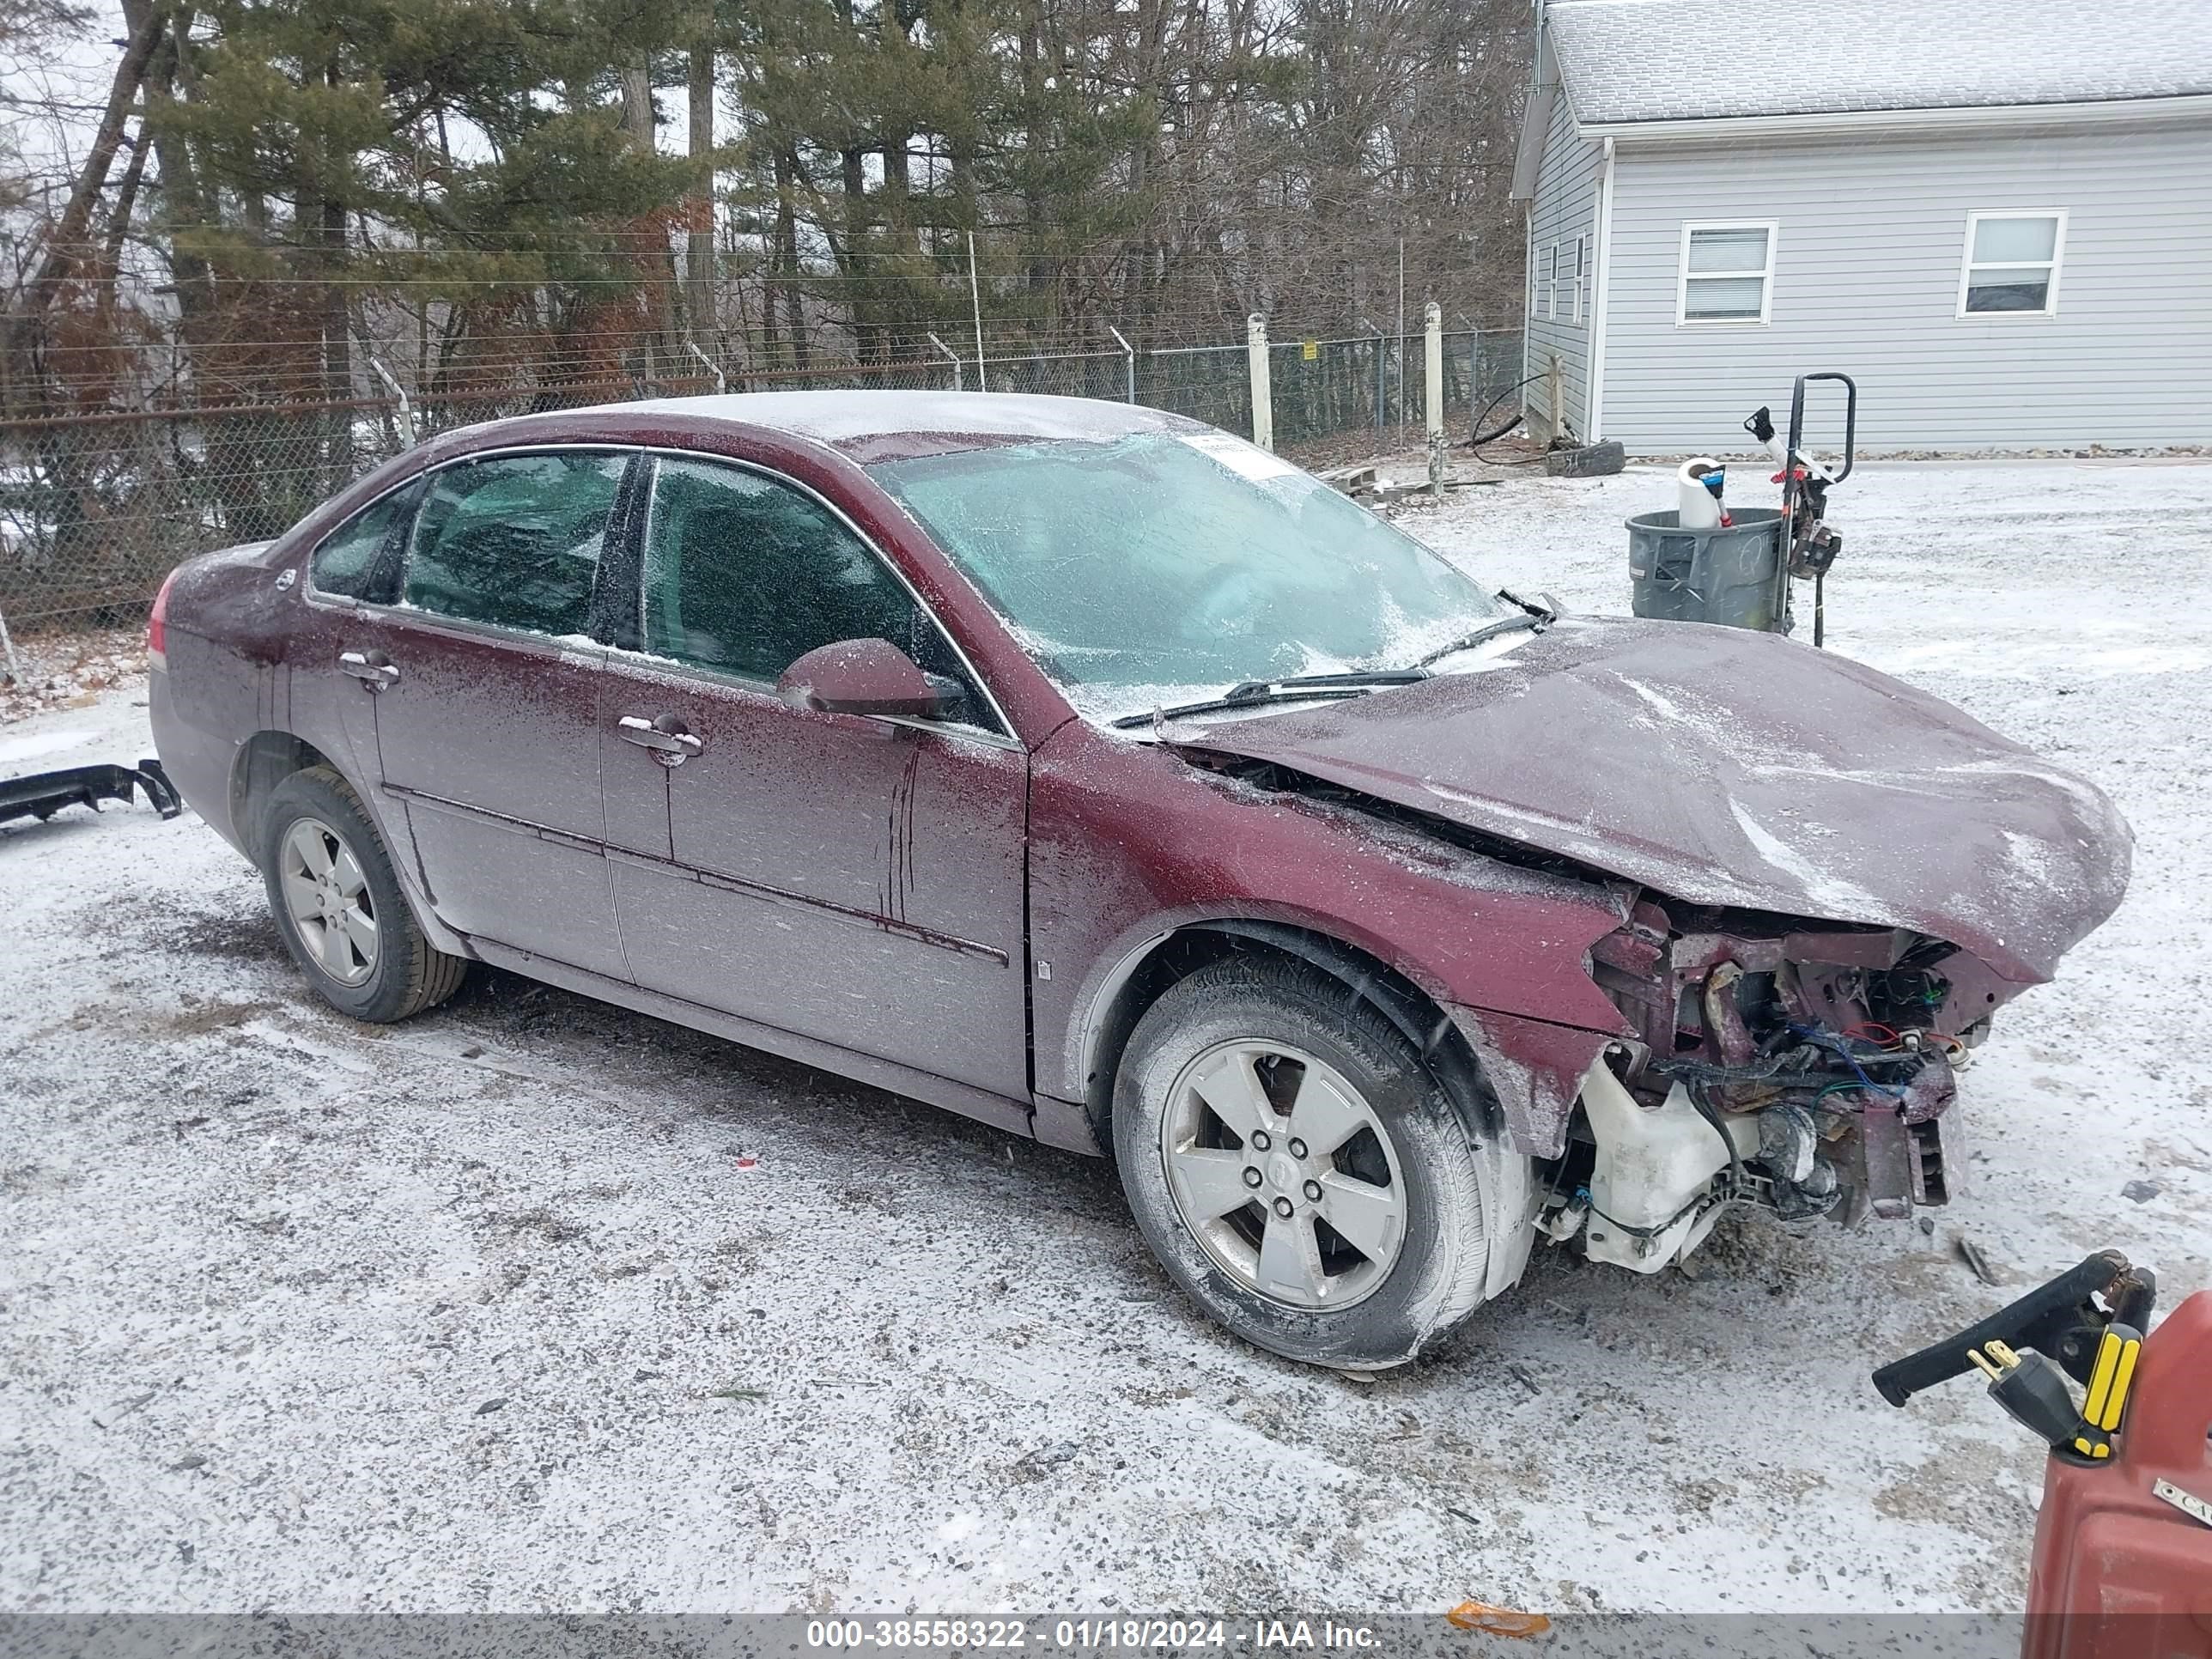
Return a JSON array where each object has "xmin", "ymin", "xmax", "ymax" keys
[{"xmin": 4, "ymin": 4, "xmax": 137, "ymax": 195}]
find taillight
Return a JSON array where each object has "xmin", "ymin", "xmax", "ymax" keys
[{"xmin": 148, "ymin": 566, "xmax": 178, "ymax": 670}]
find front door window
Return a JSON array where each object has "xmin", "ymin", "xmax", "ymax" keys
[{"xmin": 638, "ymin": 458, "xmax": 995, "ymax": 729}]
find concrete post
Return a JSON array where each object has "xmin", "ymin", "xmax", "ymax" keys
[
  {"xmin": 1247, "ymin": 313, "xmax": 1273, "ymax": 451},
  {"xmin": 1424, "ymin": 301, "xmax": 1444, "ymax": 497}
]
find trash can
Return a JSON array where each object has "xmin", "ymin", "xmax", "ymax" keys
[{"xmin": 1626, "ymin": 507, "xmax": 1789, "ymax": 634}]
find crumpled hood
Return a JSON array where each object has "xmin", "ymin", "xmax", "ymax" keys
[{"xmin": 1167, "ymin": 617, "xmax": 2130, "ymax": 983}]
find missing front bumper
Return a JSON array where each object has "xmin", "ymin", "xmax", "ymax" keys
[{"xmin": 1559, "ymin": 1055, "xmax": 1964, "ymax": 1274}]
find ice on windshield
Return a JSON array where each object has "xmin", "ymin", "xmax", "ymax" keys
[{"xmin": 869, "ymin": 431, "xmax": 1509, "ymax": 720}]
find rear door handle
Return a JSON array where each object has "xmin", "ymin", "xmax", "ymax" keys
[
  {"xmin": 338, "ymin": 650, "xmax": 400, "ymax": 689},
  {"xmin": 617, "ymin": 714, "xmax": 703, "ymax": 766}
]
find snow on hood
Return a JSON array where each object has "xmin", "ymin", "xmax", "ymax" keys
[{"xmin": 1164, "ymin": 617, "xmax": 2131, "ymax": 984}]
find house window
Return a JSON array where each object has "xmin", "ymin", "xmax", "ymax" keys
[
  {"xmin": 1573, "ymin": 235, "xmax": 1588, "ymax": 323},
  {"xmin": 1678, "ymin": 222, "xmax": 1776, "ymax": 325},
  {"xmin": 1960, "ymin": 210, "xmax": 2066, "ymax": 317},
  {"xmin": 1541, "ymin": 243, "xmax": 1558, "ymax": 320}
]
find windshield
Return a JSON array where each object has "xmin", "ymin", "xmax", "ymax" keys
[{"xmin": 867, "ymin": 430, "xmax": 1509, "ymax": 720}]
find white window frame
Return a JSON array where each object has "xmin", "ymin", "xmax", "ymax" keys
[
  {"xmin": 1675, "ymin": 220, "xmax": 1778, "ymax": 327},
  {"xmin": 1956, "ymin": 209, "xmax": 2067, "ymax": 320},
  {"xmin": 1542, "ymin": 242, "xmax": 1558, "ymax": 320},
  {"xmin": 1573, "ymin": 234, "xmax": 1588, "ymax": 323}
]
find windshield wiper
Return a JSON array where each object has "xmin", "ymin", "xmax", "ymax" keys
[
  {"xmin": 1498, "ymin": 587, "xmax": 1559, "ymax": 622},
  {"xmin": 1107, "ymin": 670, "xmax": 1425, "ymax": 731},
  {"xmin": 1220, "ymin": 669, "xmax": 1430, "ymax": 700},
  {"xmin": 1409, "ymin": 594, "xmax": 1559, "ymax": 671}
]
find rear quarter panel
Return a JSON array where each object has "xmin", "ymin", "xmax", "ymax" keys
[
  {"xmin": 150, "ymin": 542, "xmax": 287, "ymax": 852},
  {"xmin": 150, "ymin": 493, "xmax": 410, "ymax": 863}
]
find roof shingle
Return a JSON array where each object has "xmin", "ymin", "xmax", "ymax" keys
[{"xmin": 1546, "ymin": 0, "xmax": 2212, "ymax": 125}]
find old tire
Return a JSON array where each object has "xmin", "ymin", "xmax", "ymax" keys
[
  {"xmin": 1113, "ymin": 956, "xmax": 1519, "ymax": 1370},
  {"xmin": 260, "ymin": 764, "xmax": 466, "ymax": 1023}
]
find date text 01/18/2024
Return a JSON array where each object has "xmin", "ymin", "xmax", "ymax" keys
[{"xmin": 804, "ymin": 1620, "xmax": 1382, "ymax": 1650}]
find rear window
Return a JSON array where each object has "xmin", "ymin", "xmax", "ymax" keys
[{"xmin": 403, "ymin": 452, "xmax": 628, "ymax": 637}]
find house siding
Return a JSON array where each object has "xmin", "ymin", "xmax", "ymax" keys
[
  {"xmin": 1595, "ymin": 121, "xmax": 2212, "ymax": 452},
  {"xmin": 1524, "ymin": 76, "xmax": 1604, "ymax": 439}
]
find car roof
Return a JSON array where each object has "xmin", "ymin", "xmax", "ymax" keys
[{"xmin": 555, "ymin": 388, "xmax": 1206, "ymax": 461}]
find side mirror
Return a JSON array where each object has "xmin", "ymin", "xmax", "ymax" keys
[{"xmin": 777, "ymin": 638, "xmax": 957, "ymax": 720}]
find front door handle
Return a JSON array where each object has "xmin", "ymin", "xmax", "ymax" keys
[
  {"xmin": 617, "ymin": 714, "xmax": 703, "ymax": 767},
  {"xmin": 338, "ymin": 649, "xmax": 400, "ymax": 690}
]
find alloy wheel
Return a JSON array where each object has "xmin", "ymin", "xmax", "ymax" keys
[
  {"xmin": 1158, "ymin": 1038, "xmax": 1407, "ymax": 1310},
  {"xmin": 277, "ymin": 816, "xmax": 379, "ymax": 988}
]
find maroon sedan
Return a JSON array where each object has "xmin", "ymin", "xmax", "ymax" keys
[{"xmin": 149, "ymin": 392, "xmax": 2130, "ymax": 1369}]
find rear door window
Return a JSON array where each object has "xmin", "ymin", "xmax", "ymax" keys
[
  {"xmin": 638, "ymin": 457, "xmax": 999, "ymax": 730},
  {"xmin": 310, "ymin": 485, "xmax": 416, "ymax": 603},
  {"xmin": 404, "ymin": 452, "xmax": 629, "ymax": 636}
]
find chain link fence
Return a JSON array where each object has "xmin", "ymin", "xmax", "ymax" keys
[
  {"xmin": 1265, "ymin": 330, "xmax": 1520, "ymax": 451},
  {"xmin": 0, "ymin": 326, "xmax": 1522, "ymax": 635}
]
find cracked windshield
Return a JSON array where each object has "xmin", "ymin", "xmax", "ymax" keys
[{"xmin": 871, "ymin": 431, "xmax": 1510, "ymax": 719}]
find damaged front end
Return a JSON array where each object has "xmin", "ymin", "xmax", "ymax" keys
[
  {"xmin": 1545, "ymin": 898, "xmax": 2022, "ymax": 1272},
  {"xmin": 1156, "ymin": 623, "xmax": 2130, "ymax": 1277}
]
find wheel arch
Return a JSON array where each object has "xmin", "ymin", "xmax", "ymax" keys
[
  {"xmin": 228, "ymin": 730, "xmax": 340, "ymax": 866},
  {"xmin": 226, "ymin": 731, "xmax": 466, "ymax": 958},
  {"xmin": 1076, "ymin": 919, "xmax": 1504, "ymax": 1155}
]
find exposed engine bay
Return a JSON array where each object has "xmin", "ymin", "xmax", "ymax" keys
[
  {"xmin": 1170, "ymin": 659, "xmax": 2126, "ymax": 1279},
  {"xmin": 1545, "ymin": 896, "xmax": 2018, "ymax": 1271}
]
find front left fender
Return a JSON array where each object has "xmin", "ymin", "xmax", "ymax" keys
[{"xmin": 1029, "ymin": 723, "xmax": 1633, "ymax": 1126}]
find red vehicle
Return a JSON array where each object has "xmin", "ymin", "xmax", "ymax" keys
[{"xmin": 149, "ymin": 392, "xmax": 2130, "ymax": 1369}]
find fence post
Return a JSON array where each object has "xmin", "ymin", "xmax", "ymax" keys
[
  {"xmin": 1247, "ymin": 313, "xmax": 1273, "ymax": 451},
  {"xmin": 684, "ymin": 337, "xmax": 726, "ymax": 393},
  {"xmin": 966, "ymin": 230, "xmax": 988, "ymax": 392},
  {"xmin": 368, "ymin": 356, "xmax": 415, "ymax": 447},
  {"xmin": 927, "ymin": 331, "xmax": 963, "ymax": 392},
  {"xmin": 1425, "ymin": 301, "xmax": 1444, "ymax": 497},
  {"xmin": 1106, "ymin": 325, "xmax": 1135, "ymax": 404},
  {"xmin": 1360, "ymin": 318, "xmax": 1386, "ymax": 452}
]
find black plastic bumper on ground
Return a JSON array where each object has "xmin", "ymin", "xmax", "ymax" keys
[{"xmin": 0, "ymin": 759, "xmax": 183, "ymax": 828}]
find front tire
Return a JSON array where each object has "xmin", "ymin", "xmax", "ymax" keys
[
  {"xmin": 1112, "ymin": 957, "xmax": 1520, "ymax": 1370},
  {"xmin": 259, "ymin": 765, "xmax": 466, "ymax": 1023}
]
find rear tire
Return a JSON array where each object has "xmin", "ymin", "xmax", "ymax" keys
[
  {"xmin": 259, "ymin": 765, "xmax": 466, "ymax": 1023},
  {"xmin": 1112, "ymin": 956, "xmax": 1520, "ymax": 1370}
]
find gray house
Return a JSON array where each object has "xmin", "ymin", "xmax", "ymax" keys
[{"xmin": 1510, "ymin": 0, "xmax": 2212, "ymax": 453}]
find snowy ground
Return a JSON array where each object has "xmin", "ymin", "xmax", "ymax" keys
[{"xmin": 3, "ymin": 460, "xmax": 2209, "ymax": 1617}]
